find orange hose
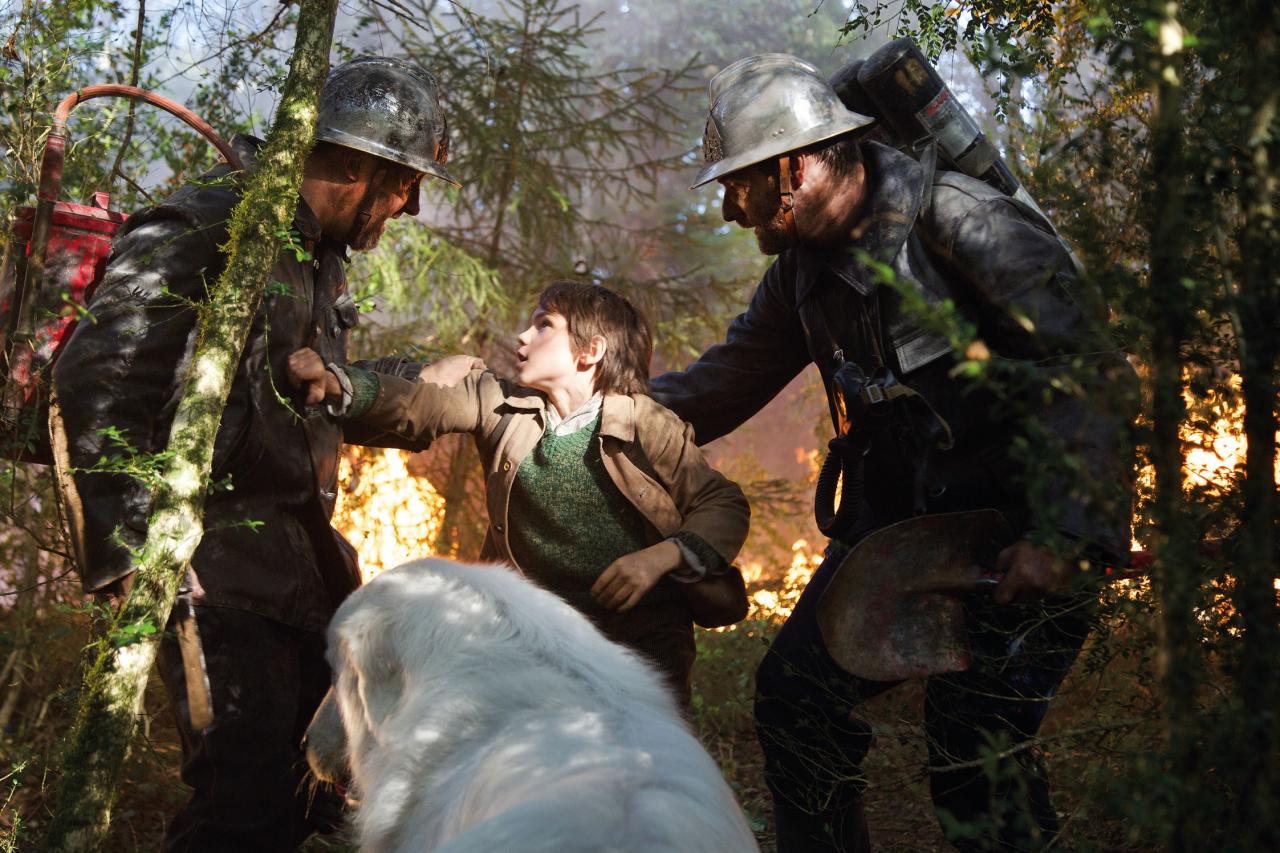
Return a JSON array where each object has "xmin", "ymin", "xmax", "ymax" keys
[{"xmin": 53, "ymin": 84, "xmax": 244, "ymax": 171}]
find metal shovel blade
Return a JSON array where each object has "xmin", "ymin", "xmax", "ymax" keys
[{"xmin": 818, "ymin": 510, "xmax": 1012, "ymax": 682}]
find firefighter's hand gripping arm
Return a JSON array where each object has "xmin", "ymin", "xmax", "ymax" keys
[
  {"xmin": 288, "ymin": 348, "xmax": 487, "ymax": 408},
  {"xmin": 287, "ymin": 347, "xmax": 342, "ymax": 405}
]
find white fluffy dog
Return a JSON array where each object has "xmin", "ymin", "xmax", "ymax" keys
[{"xmin": 305, "ymin": 558, "xmax": 760, "ymax": 853}]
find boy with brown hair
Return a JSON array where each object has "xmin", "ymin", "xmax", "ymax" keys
[{"xmin": 288, "ymin": 281, "xmax": 750, "ymax": 707}]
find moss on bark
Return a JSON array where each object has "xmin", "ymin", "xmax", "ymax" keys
[{"xmin": 40, "ymin": 0, "xmax": 339, "ymax": 848}]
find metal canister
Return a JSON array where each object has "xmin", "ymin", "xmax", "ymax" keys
[
  {"xmin": 838, "ymin": 39, "xmax": 1083, "ymax": 271},
  {"xmin": 855, "ymin": 37, "xmax": 1019, "ymax": 195},
  {"xmin": 827, "ymin": 59, "xmax": 897, "ymax": 150}
]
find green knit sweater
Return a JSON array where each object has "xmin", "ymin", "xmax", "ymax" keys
[{"xmin": 507, "ymin": 415, "xmax": 676, "ymax": 614}]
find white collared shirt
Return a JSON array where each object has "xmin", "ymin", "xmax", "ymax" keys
[{"xmin": 544, "ymin": 392, "xmax": 604, "ymax": 436}]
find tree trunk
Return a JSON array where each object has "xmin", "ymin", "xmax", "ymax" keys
[
  {"xmin": 1144, "ymin": 5, "xmax": 1200, "ymax": 850},
  {"xmin": 39, "ymin": 0, "xmax": 338, "ymax": 848},
  {"xmin": 1231, "ymin": 4, "xmax": 1279, "ymax": 845}
]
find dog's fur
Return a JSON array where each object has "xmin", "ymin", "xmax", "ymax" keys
[{"xmin": 305, "ymin": 558, "xmax": 759, "ymax": 853}]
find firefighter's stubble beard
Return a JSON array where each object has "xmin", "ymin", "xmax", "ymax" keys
[
  {"xmin": 746, "ymin": 175, "xmax": 796, "ymax": 256},
  {"xmin": 344, "ymin": 169, "xmax": 401, "ymax": 252},
  {"xmin": 345, "ymin": 185, "xmax": 387, "ymax": 252},
  {"xmin": 753, "ymin": 207, "xmax": 794, "ymax": 255}
]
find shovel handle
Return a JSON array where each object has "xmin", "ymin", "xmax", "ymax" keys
[{"xmin": 971, "ymin": 547, "xmax": 1159, "ymax": 594}]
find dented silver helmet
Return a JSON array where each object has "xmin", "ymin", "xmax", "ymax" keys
[
  {"xmin": 316, "ymin": 57, "xmax": 458, "ymax": 186},
  {"xmin": 692, "ymin": 54, "xmax": 875, "ymax": 189}
]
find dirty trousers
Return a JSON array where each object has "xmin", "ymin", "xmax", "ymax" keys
[
  {"xmin": 156, "ymin": 605, "xmax": 342, "ymax": 852},
  {"xmin": 754, "ymin": 542, "xmax": 1094, "ymax": 852}
]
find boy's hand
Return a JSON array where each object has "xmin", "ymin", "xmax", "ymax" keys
[
  {"xmin": 592, "ymin": 540, "xmax": 682, "ymax": 612},
  {"xmin": 418, "ymin": 355, "xmax": 486, "ymax": 388},
  {"xmin": 287, "ymin": 348, "xmax": 341, "ymax": 405}
]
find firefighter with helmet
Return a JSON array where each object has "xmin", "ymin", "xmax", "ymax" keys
[
  {"xmin": 650, "ymin": 54, "xmax": 1133, "ymax": 852},
  {"xmin": 54, "ymin": 57, "xmax": 457, "ymax": 851}
]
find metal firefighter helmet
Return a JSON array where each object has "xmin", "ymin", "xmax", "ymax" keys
[
  {"xmin": 316, "ymin": 56, "xmax": 458, "ymax": 186},
  {"xmin": 692, "ymin": 53, "xmax": 875, "ymax": 188}
]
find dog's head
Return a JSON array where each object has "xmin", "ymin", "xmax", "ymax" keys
[
  {"xmin": 309, "ymin": 557, "xmax": 674, "ymax": 769},
  {"xmin": 307, "ymin": 620, "xmax": 407, "ymax": 784},
  {"xmin": 302, "ymin": 558, "xmax": 751, "ymax": 850}
]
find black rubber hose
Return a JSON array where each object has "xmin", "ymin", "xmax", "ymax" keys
[{"xmin": 814, "ymin": 437, "xmax": 864, "ymax": 539}]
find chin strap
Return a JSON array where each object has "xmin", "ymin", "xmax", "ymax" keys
[{"xmin": 778, "ymin": 154, "xmax": 799, "ymax": 243}]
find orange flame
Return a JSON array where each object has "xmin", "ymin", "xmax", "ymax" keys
[
  {"xmin": 737, "ymin": 539, "xmax": 823, "ymax": 625},
  {"xmin": 332, "ymin": 448, "xmax": 447, "ymax": 583},
  {"xmin": 1147, "ymin": 376, "xmax": 1280, "ymax": 494},
  {"xmin": 1133, "ymin": 378, "xmax": 1280, "ymax": 540}
]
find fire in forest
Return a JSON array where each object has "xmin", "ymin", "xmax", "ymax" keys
[
  {"xmin": 332, "ymin": 448, "xmax": 446, "ymax": 583},
  {"xmin": 1161, "ymin": 376, "xmax": 1279, "ymax": 493},
  {"xmin": 739, "ymin": 539, "xmax": 824, "ymax": 624}
]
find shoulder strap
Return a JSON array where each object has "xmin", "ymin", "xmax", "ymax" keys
[{"xmin": 800, "ymin": 282, "xmax": 893, "ymax": 374}]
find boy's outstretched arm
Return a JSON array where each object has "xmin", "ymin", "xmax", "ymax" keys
[
  {"xmin": 287, "ymin": 348, "xmax": 485, "ymax": 404},
  {"xmin": 286, "ymin": 347, "xmax": 496, "ymax": 444},
  {"xmin": 416, "ymin": 354, "xmax": 488, "ymax": 387}
]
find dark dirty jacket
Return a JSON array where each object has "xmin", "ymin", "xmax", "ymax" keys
[
  {"xmin": 651, "ymin": 141, "xmax": 1134, "ymax": 561},
  {"xmin": 53, "ymin": 137, "xmax": 361, "ymax": 631}
]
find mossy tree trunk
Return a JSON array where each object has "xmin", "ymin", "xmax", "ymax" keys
[{"xmin": 40, "ymin": 0, "xmax": 338, "ymax": 848}]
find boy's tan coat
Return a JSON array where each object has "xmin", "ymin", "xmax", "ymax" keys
[{"xmin": 352, "ymin": 370, "xmax": 750, "ymax": 571}]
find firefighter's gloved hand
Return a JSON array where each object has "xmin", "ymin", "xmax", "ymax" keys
[
  {"xmin": 992, "ymin": 538, "xmax": 1077, "ymax": 603},
  {"xmin": 287, "ymin": 347, "xmax": 341, "ymax": 404}
]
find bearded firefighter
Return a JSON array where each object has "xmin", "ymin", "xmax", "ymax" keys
[{"xmin": 651, "ymin": 54, "xmax": 1134, "ymax": 852}]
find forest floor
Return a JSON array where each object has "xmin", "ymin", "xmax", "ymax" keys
[{"xmin": 1, "ymin": 592, "xmax": 1161, "ymax": 852}]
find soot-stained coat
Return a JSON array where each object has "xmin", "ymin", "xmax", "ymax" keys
[
  {"xmin": 54, "ymin": 136, "xmax": 360, "ymax": 630},
  {"xmin": 652, "ymin": 141, "xmax": 1133, "ymax": 559}
]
